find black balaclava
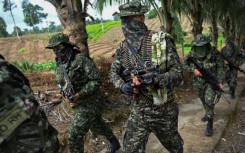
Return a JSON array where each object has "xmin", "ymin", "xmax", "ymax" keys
[
  {"xmin": 121, "ymin": 17, "xmax": 148, "ymax": 50},
  {"xmin": 54, "ymin": 44, "xmax": 74, "ymax": 64}
]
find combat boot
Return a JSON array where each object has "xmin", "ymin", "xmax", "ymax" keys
[
  {"xmin": 201, "ymin": 115, "xmax": 208, "ymax": 122},
  {"xmin": 205, "ymin": 118, "xmax": 213, "ymax": 136},
  {"xmin": 106, "ymin": 136, "xmax": 121, "ymax": 153}
]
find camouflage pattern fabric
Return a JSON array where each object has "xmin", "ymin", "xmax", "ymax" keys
[
  {"xmin": 112, "ymin": 1, "xmax": 149, "ymax": 17},
  {"xmin": 0, "ymin": 58, "xmax": 60, "ymax": 153},
  {"xmin": 55, "ymin": 53, "xmax": 114, "ymax": 153},
  {"xmin": 221, "ymin": 39, "xmax": 240, "ymax": 94},
  {"xmin": 183, "ymin": 47, "xmax": 224, "ymax": 118},
  {"xmin": 121, "ymin": 18, "xmax": 148, "ymax": 50},
  {"xmin": 224, "ymin": 68, "xmax": 238, "ymax": 94},
  {"xmin": 122, "ymin": 102, "xmax": 182, "ymax": 153},
  {"xmin": 109, "ymin": 20, "xmax": 183, "ymax": 152},
  {"xmin": 191, "ymin": 34, "xmax": 210, "ymax": 46},
  {"xmin": 46, "ymin": 33, "xmax": 75, "ymax": 49},
  {"xmin": 191, "ymin": 34, "xmax": 211, "ymax": 59}
]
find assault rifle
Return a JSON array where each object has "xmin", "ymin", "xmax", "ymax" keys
[
  {"xmin": 121, "ymin": 65, "xmax": 160, "ymax": 88},
  {"xmin": 186, "ymin": 56, "xmax": 230, "ymax": 104},
  {"xmin": 58, "ymin": 63, "xmax": 75, "ymax": 105},
  {"xmin": 221, "ymin": 54, "xmax": 245, "ymax": 74}
]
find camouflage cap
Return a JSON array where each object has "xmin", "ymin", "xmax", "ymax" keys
[
  {"xmin": 112, "ymin": 1, "xmax": 149, "ymax": 17},
  {"xmin": 46, "ymin": 33, "xmax": 74, "ymax": 49},
  {"xmin": 192, "ymin": 34, "xmax": 210, "ymax": 46}
]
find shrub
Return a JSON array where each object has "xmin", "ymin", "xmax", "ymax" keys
[
  {"xmin": 184, "ymin": 43, "xmax": 192, "ymax": 47},
  {"xmin": 12, "ymin": 60, "xmax": 56, "ymax": 72},
  {"xmin": 146, "ymin": 9, "xmax": 157, "ymax": 19},
  {"xmin": 12, "ymin": 60, "xmax": 34, "ymax": 72}
]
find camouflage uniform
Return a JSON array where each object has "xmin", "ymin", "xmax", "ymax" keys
[
  {"xmin": 0, "ymin": 55, "xmax": 60, "ymax": 153},
  {"xmin": 110, "ymin": 2, "xmax": 183, "ymax": 152},
  {"xmin": 183, "ymin": 34, "xmax": 224, "ymax": 136},
  {"xmin": 46, "ymin": 33, "xmax": 120, "ymax": 153},
  {"xmin": 221, "ymin": 37, "xmax": 240, "ymax": 98}
]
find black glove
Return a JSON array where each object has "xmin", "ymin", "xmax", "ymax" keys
[{"xmin": 120, "ymin": 82, "xmax": 133, "ymax": 96}]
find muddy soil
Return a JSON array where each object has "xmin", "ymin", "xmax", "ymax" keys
[{"xmin": 214, "ymin": 87, "xmax": 245, "ymax": 153}]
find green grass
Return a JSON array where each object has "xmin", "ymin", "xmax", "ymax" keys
[
  {"xmin": 12, "ymin": 60, "xmax": 56, "ymax": 72},
  {"xmin": 22, "ymin": 21, "xmax": 121, "ymax": 41},
  {"xmin": 86, "ymin": 20, "xmax": 121, "ymax": 41},
  {"xmin": 28, "ymin": 32, "xmax": 54, "ymax": 39}
]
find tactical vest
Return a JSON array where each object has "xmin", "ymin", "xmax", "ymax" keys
[{"xmin": 119, "ymin": 31, "xmax": 174, "ymax": 107}]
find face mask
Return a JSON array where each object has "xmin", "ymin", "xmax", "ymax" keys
[
  {"xmin": 54, "ymin": 48, "xmax": 72, "ymax": 64},
  {"xmin": 54, "ymin": 49, "xmax": 65, "ymax": 58},
  {"xmin": 192, "ymin": 45, "xmax": 209, "ymax": 59}
]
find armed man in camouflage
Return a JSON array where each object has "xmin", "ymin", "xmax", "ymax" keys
[
  {"xmin": 45, "ymin": 33, "xmax": 120, "ymax": 153},
  {"xmin": 0, "ymin": 54, "xmax": 60, "ymax": 152},
  {"xmin": 221, "ymin": 36, "xmax": 240, "ymax": 99},
  {"xmin": 183, "ymin": 34, "xmax": 224, "ymax": 136},
  {"xmin": 109, "ymin": 1, "xmax": 184, "ymax": 152}
]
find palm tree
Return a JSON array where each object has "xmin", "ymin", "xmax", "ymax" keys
[
  {"xmin": 217, "ymin": 0, "xmax": 245, "ymax": 45},
  {"xmin": 46, "ymin": 0, "xmax": 94, "ymax": 55},
  {"xmin": 93, "ymin": 0, "xmax": 178, "ymax": 36},
  {"xmin": 172, "ymin": 0, "xmax": 204, "ymax": 36},
  {"xmin": 3, "ymin": 0, "xmax": 20, "ymax": 39}
]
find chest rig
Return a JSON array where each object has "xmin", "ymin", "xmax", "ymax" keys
[{"xmin": 120, "ymin": 31, "xmax": 172, "ymax": 107}]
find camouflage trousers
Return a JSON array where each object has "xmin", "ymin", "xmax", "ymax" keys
[
  {"xmin": 194, "ymin": 81, "xmax": 216, "ymax": 118},
  {"xmin": 122, "ymin": 100, "xmax": 183, "ymax": 153},
  {"xmin": 68, "ymin": 105, "xmax": 114, "ymax": 153},
  {"xmin": 225, "ymin": 67, "xmax": 238, "ymax": 93}
]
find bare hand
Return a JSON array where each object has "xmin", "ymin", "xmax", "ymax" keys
[
  {"xmin": 219, "ymin": 83, "xmax": 223, "ymax": 89},
  {"xmin": 224, "ymin": 60, "xmax": 229, "ymax": 65},
  {"xmin": 130, "ymin": 74, "xmax": 141, "ymax": 94},
  {"xmin": 131, "ymin": 73, "xmax": 141, "ymax": 86},
  {"xmin": 194, "ymin": 68, "xmax": 202, "ymax": 77},
  {"xmin": 65, "ymin": 93, "xmax": 79, "ymax": 107}
]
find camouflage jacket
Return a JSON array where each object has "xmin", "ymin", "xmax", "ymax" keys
[
  {"xmin": 183, "ymin": 47, "xmax": 224, "ymax": 83},
  {"xmin": 55, "ymin": 53, "xmax": 102, "ymax": 107},
  {"xmin": 0, "ymin": 58, "xmax": 59, "ymax": 153},
  {"xmin": 109, "ymin": 31, "xmax": 183, "ymax": 105},
  {"xmin": 221, "ymin": 42, "xmax": 240, "ymax": 65}
]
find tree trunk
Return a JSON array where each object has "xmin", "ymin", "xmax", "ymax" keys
[
  {"xmin": 189, "ymin": 0, "xmax": 203, "ymax": 35},
  {"xmin": 222, "ymin": 16, "xmax": 230, "ymax": 39},
  {"xmin": 9, "ymin": 6, "xmax": 20, "ymax": 39},
  {"xmin": 210, "ymin": 6, "xmax": 218, "ymax": 48},
  {"xmin": 235, "ymin": 31, "xmax": 241, "ymax": 46},
  {"xmin": 47, "ymin": 0, "xmax": 89, "ymax": 55},
  {"xmin": 161, "ymin": 0, "xmax": 174, "ymax": 36}
]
